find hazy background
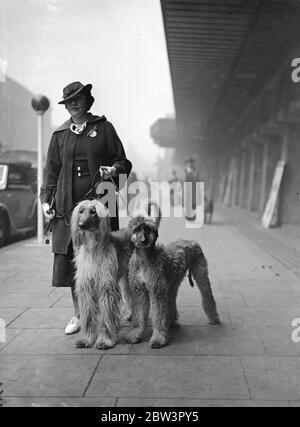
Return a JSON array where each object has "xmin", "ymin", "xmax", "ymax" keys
[{"xmin": 1, "ymin": 0, "xmax": 175, "ymax": 175}]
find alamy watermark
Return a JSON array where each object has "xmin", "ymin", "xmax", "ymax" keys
[
  {"xmin": 0, "ymin": 319, "xmax": 6, "ymax": 343},
  {"xmin": 291, "ymin": 318, "xmax": 300, "ymax": 343},
  {"xmin": 291, "ymin": 58, "xmax": 300, "ymax": 83},
  {"xmin": 95, "ymin": 175, "xmax": 206, "ymax": 228}
]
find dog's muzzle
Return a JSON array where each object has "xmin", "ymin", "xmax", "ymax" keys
[
  {"xmin": 131, "ymin": 233, "xmax": 137, "ymax": 244},
  {"xmin": 131, "ymin": 232, "xmax": 147, "ymax": 247},
  {"xmin": 78, "ymin": 216, "xmax": 99, "ymax": 230}
]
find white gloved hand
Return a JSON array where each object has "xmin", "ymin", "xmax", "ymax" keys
[
  {"xmin": 99, "ymin": 166, "xmax": 117, "ymax": 179},
  {"xmin": 42, "ymin": 203, "xmax": 56, "ymax": 220}
]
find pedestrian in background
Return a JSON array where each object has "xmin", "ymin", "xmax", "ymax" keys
[
  {"xmin": 40, "ymin": 81, "xmax": 132, "ymax": 335},
  {"xmin": 168, "ymin": 170, "xmax": 181, "ymax": 206},
  {"xmin": 184, "ymin": 156, "xmax": 200, "ymax": 221},
  {"xmin": 204, "ymin": 196, "xmax": 214, "ymax": 225}
]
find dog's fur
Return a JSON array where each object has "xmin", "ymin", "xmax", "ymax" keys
[
  {"xmin": 71, "ymin": 199, "xmax": 122, "ymax": 349},
  {"xmin": 71, "ymin": 199, "xmax": 161, "ymax": 349},
  {"xmin": 126, "ymin": 216, "xmax": 220, "ymax": 348}
]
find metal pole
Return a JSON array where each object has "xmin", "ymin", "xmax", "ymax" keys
[{"xmin": 37, "ymin": 112, "xmax": 44, "ymax": 243}]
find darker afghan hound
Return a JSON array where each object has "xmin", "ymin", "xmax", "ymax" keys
[{"xmin": 126, "ymin": 216, "xmax": 221, "ymax": 348}]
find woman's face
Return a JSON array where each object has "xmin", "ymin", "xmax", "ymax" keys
[{"xmin": 65, "ymin": 94, "xmax": 87, "ymax": 120}]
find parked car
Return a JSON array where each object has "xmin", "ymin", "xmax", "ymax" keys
[{"xmin": 0, "ymin": 161, "xmax": 38, "ymax": 247}]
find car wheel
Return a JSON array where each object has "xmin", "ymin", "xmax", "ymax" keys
[{"xmin": 0, "ymin": 213, "xmax": 9, "ymax": 247}]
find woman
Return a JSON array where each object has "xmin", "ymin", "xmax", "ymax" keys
[{"xmin": 40, "ymin": 81, "xmax": 132, "ymax": 335}]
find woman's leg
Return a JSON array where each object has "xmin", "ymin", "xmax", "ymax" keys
[{"xmin": 71, "ymin": 286, "xmax": 80, "ymax": 318}]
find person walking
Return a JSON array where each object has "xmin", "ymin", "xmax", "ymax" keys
[{"xmin": 184, "ymin": 157, "xmax": 200, "ymax": 221}]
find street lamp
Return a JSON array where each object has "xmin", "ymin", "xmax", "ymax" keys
[{"xmin": 31, "ymin": 95, "xmax": 50, "ymax": 243}]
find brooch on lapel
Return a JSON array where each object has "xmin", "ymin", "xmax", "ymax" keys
[{"xmin": 87, "ymin": 125, "xmax": 98, "ymax": 138}]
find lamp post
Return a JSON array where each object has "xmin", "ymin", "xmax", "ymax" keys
[{"xmin": 31, "ymin": 95, "xmax": 50, "ymax": 243}]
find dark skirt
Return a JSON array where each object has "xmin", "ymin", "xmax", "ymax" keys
[{"xmin": 52, "ymin": 243, "xmax": 75, "ymax": 288}]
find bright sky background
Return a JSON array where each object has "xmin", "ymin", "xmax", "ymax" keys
[{"xmin": 1, "ymin": 0, "xmax": 175, "ymax": 175}]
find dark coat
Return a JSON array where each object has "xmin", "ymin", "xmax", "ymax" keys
[
  {"xmin": 40, "ymin": 114, "xmax": 132, "ymax": 254},
  {"xmin": 184, "ymin": 167, "xmax": 200, "ymax": 209}
]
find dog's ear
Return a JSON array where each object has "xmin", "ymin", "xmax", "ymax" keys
[
  {"xmin": 98, "ymin": 214, "xmax": 111, "ymax": 246},
  {"xmin": 147, "ymin": 201, "xmax": 162, "ymax": 228},
  {"xmin": 71, "ymin": 203, "xmax": 84, "ymax": 249},
  {"xmin": 149, "ymin": 228, "xmax": 158, "ymax": 246},
  {"xmin": 95, "ymin": 201, "xmax": 111, "ymax": 246}
]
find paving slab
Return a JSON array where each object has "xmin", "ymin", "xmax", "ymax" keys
[
  {"xmin": 239, "ymin": 287, "xmax": 300, "ymax": 308},
  {"xmin": 228, "ymin": 305, "xmax": 300, "ymax": 327},
  {"xmin": 7, "ymin": 308, "xmax": 75, "ymax": 329},
  {"xmin": 117, "ymin": 398, "xmax": 290, "ymax": 407},
  {"xmin": 1, "ymin": 207, "xmax": 300, "ymax": 406},
  {"xmin": 0, "ymin": 279, "xmax": 53, "ymax": 294},
  {"xmin": 86, "ymin": 355, "xmax": 250, "ymax": 400},
  {"xmin": 1, "ymin": 328, "xmax": 132, "ymax": 355},
  {"xmin": 242, "ymin": 356, "xmax": 300, "ymax": 400},
  {"xmin": 0, "ymin": 308, "xmax": 29, "ymax": 326},
  {"xmin": 2, "ymin": 397, "xmax": 116, "ymax": 407},
  {"xmin": 0, "ymin": 292, "xmax": 62, "ymax": 308},
  {"xmin": 129, "ymin": 325, "xmax": 266, "ymax": 356},
  {"xmin": 256, "ymin": 326, "xmax": 300, "ymax": 356},
  {"xmin": 175, "ymin": 305, "xmax": 231, "ymax": 326},
  {"xmin": 0, "ymin": 329, "xmax": 23, "ymax": 351},
  {"xmin": 51, "ymin": 294, "xmax": 74, "ymax": 308},
  {"xmin": 176, "ymin": 284, "xmax": 244, "ymax": 307},
  {"xmin": 0, "ymin": 355, "xmax": 100, "ymax": 397}
]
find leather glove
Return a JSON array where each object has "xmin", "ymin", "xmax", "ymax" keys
[{"xmin": 42, "ymin": 202, "xmax": 56, "ymax": 220}]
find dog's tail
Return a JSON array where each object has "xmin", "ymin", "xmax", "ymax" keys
[
  {"xmin": 147, "ymin": 201, "xmax": 162, "ymax": 228},
  {"xmin": 188, "ymin": 270, "xmax": 195, "ymax": 287}
]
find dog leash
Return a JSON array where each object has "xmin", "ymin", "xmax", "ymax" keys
[{"xmin": 44, "ymin": 170, "xmax": 125, "ymax": 243}]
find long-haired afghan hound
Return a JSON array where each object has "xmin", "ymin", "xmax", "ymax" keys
[
  {"xmin": 71, "ymin": 199, "xmax": 122, "ymax": 349},
  {"xmin": 71, "ymin": 199, "xmax": 161, "ymax": 349},
  {"xmin": 126, "ymin": 216, "xmax": 221, "ymax": 348}
]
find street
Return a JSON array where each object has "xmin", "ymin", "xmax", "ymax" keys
[{"xmin": 1, "ymin": 205, "xmax": 300, "ymax": 407}]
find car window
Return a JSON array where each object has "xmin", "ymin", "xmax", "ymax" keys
[
  {"xmin": 8, "ymin": 172, "xmax": 23, "ymax": 184},
  {"xmin": 7, "ymin": 166, "xmax": 30, "ymax": 187},
  {"xmin": 0, "ymin": 165, "xmax": 9, "ymax": 190}
]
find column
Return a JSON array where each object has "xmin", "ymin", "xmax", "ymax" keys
[
  {"xmin": 238, "ymin": 150, "xmax": 246, "ymax": 208},
  {"xmin": 260, "ymin": 138, "xmax": 269, "ymax": 213},
  {"xmin": 247, "ymin": 145, "xmax": 256, "ymax": 211}
]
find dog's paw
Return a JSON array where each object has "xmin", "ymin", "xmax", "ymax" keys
[
  {"xmin": 125, "ymin": 329, "xmax": 143, "ymax": 344},
  {"xmin": 209, "ymin": 317, "xmax": 221, "ymax": 326},
  {"xmin": 76, "ymin": 339, "xmax": 93, "ymax": 348},
  {"xmin": 150, "ymin": 339, "xmax": 167, "ymax": 349},
  {"xmin": 150, "ymin": 331, "xmax": 168, "ymax": 349},
  {"xmin": 95, "ymin": 336, "xmax": 115, "ymax": 350},
  {"xmin": 95, "ymin": 342, "xmax": 112, "ymax": 350}
]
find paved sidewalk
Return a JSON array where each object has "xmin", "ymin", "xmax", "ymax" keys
[{"xmin": 1, "ymin": 207, "xmax": 300, "ymax": 407}]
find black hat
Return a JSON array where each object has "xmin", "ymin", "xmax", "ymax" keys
[{"xmin": 58, "ymin": 81, "xmax": 92, "ymax": 104}]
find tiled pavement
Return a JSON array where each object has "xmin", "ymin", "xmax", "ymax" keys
[{"xmin": 1, "ymin": 207, "xmax": 300, "ymax": 407}]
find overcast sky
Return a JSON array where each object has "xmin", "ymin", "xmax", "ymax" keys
[{"xmin": 1, "ymin": 0, "xmax": 175, "ymax": 174}]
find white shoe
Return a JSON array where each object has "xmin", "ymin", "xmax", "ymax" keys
[{"xmin": 65, "ymin": 316, "xmax": 80, "ymax": 335}]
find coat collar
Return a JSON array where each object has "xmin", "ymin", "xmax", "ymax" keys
[{"xmin": 54, "ymin": 113, "xmax": 106, "ymax": 133}]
